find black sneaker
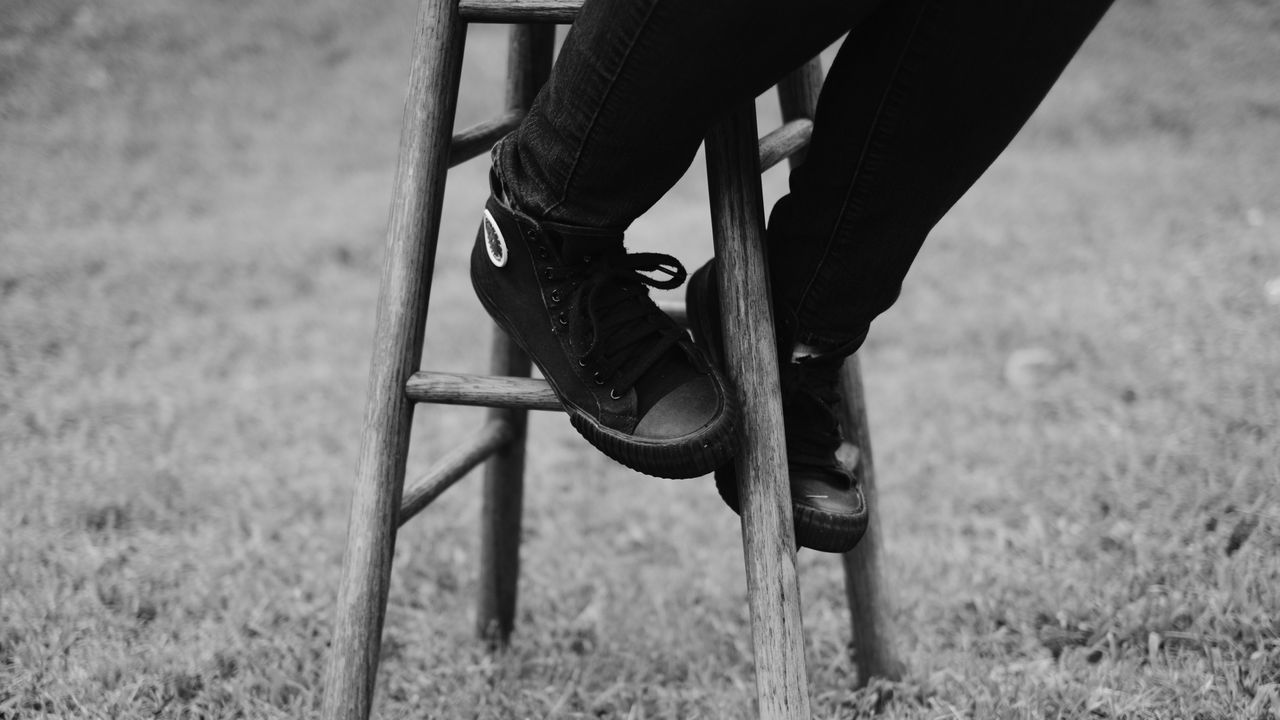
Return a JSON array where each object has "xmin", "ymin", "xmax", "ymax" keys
[
  {"xmin": 685, "ymin": 260, "xmax": 868, "ymax": 553},
  {"xmin": 470, "ymin": 176, "xmax": 737, "ymax": 479}
]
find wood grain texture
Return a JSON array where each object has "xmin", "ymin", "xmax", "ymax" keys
[
  {"xmin": 775, "ymin": 60, "xmax": 823, "ymax": 169},
  {"xmin": 398, "ymin": 419, "xmax": 513, "ymax": 527},
  {"xmin": 406, "ymin": 371, "xmax": 562, "ymax": 411},
  {"xmin": 320, "ymin": 0, "xmax": 466, "ymax": 717},
  {"xmin": 777, "ymin": 58, "xmax": 904, "ymax": 685},
  {"xmin": 475, "ymin": 330, "xmax": 532, "ymax": 645},
  {"xmin": 450, "ymin": 108, "xmax": 524, "ymax": 168},
  {"xmin": 758, "ymin": 119, "xmax": 813, "ymax": 172},
  {"xmin": 707, "ymin": 103, "xmax": 812, "ymax": 720},
  {"xmin": 838, "ymin": 359, "xmax": 905, "ymax": 682},
  {"xmin": 458, "ymin": 0, "xmax": 581, "ymax": 23},
  {"xmin": 476, "ymin": 22, "xmax": 553, "ymax": 649}
]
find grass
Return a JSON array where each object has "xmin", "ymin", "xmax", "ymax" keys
[{"xmin": 2, "ymin": 0, "xmax": 1278, "ymax": 717}]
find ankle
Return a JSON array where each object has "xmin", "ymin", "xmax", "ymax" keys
[
  {"xmin": 790, "ymin": 341, "xmax": 833, "ymax": 362},
  {"xmin": 786, "ymin": 330, "xmax": 867, "ymax": 363}
]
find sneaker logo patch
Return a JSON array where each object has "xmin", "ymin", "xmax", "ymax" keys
[{"xmin": 482, "ymin": 210, "xmax": 507, "ymax": 268}]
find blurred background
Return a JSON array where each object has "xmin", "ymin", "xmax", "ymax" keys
[{"xmin": 1, "ymin": 1, "xmax": 1277, "ymax": 717}]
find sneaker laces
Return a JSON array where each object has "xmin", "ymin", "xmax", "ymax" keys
[{"xmin": 547, "ymin": 250, "xmax": 688, "ymax": 397}]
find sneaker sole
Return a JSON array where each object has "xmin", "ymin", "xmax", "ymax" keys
[{"xmin": 713, "ymin": 465, "xmax": 868, "ymax": 553}]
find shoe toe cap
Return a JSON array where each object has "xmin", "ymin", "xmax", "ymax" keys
[
  {"xmin": 632, "ymin": 375, "xmax": 723, "ymax": 441},
  {"xmin": 791, "ymin": 469, "xmax": 866, "ymax": 518}
]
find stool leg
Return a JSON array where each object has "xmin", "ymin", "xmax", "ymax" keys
[
  {"xmin": 476, "ymin": 328, "xmax": 530, "ymax": 645},
  {"xmin": 321, "ymin": 0, "xmax": 466, "ymax": 717},
  {"xmin": 837, "ymin": 359, "xmax": 905, "ymax": 683},
  {"xmin": 776, "ymin": 57, "xmax": 905, "ymax": 687},
  {"xmin": 706, "ymin": 103, "xmax": 812, "ymax": 720},
  {"xmin": 474, "ymin": 23, "xmax": 554, "ymax": 648}
]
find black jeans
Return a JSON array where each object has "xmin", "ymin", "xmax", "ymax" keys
[{"xmin": 493, "ymin": 0, "xmax": 1113, "ymax": 349}]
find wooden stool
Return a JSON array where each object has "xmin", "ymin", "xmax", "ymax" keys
[{"xmin": 322, "ymin": 2, "xmax": 902, "ymax": 718}]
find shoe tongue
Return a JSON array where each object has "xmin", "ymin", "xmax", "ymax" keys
[
  {"xmin": 540, "ymin": 220, "xmax": 624, "ymax": 261},
  {"xmin": 562, "ymin": 235, "xmax": 622, "ymax": 262}
]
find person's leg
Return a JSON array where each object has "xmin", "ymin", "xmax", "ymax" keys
[
  {"xmin": 687, "ymin": 0, "xmax": 1113, "ymax": 551},
  {"xmin": 494, "ymin": 0, "xmax": 880, "ymax": 230},
  {"xmin": 475, "ymin": 0, "xmax": 877, "ymax": 479},
  {"xmin": 770, "ymin": 0, "xmax": 1115, "ymax": 350}
]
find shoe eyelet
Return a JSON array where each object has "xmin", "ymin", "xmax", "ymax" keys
[
  {"xmin": 537, "ymin": 249, "xmax": 548, "ymax": 259},
  {"xmin": 558, "ymin": 313, "xmax": 568, "ymax": 325},
  {"xmin": 577, "ymin": 357, "xmax": 587, "ymax": 367},
  {"xmin": 592, "ymin": 372, "xmax": 604, "ymax": 385},
  {"xmin": 609, "ymin": 388, "xmax": 622, "ymax": 400},
  {"xmin": 543, "ymin": 268, "xmax": 552, "ymax": 280},
  {"xmin": 550, "ymin": 290, "xmax": 560, "ymax": 303}
]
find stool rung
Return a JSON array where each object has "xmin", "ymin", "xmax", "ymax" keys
[
  {"xmin": 459, "ymin": 0, "xmax": 582, "ymax": 23},
  {"xmin": 399, "ymin": 419, "xmax": 513, "ymax": 525},
  {"xmin": 407, "ymin": 371, "xmax": 562, "ymax": 411},
  {"xmin": 450, "ymin": 112, "xmax": 808, "ymax": 175},
  {"xmin": 451, "ymin": 109, "xmax": 525, "ymax": 168},
  {"xmin": 758, "ymin": 118, "xmax": 813, "ymax": 172}
]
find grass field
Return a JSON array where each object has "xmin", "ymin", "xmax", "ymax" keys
[{"xmin": 2, "ymin": 0, "xmax": 1278, "ymax": 717}]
